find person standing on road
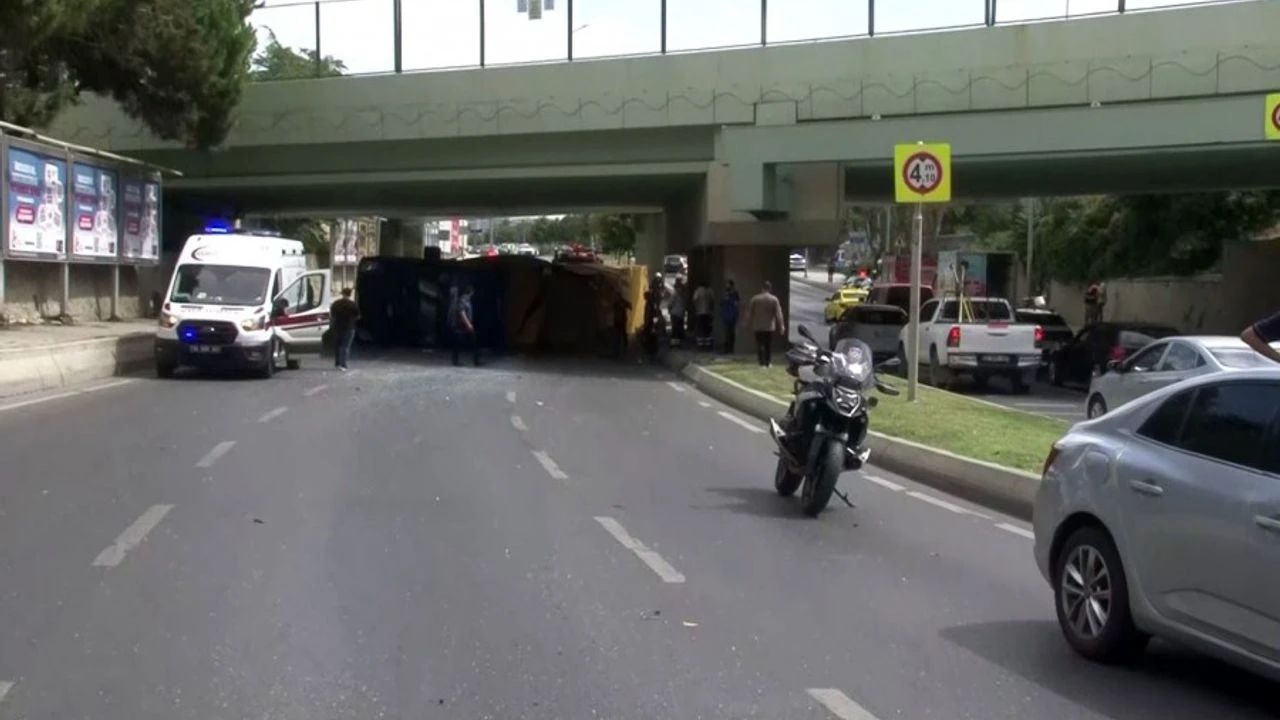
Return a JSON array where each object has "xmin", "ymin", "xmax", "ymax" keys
[
  {"xmin": 612, "ymin": 292, "xmax": 632, "ymax": 359},
  {"xmin": 745, "ymin": 281, "xmax": 785, "ymax": 368},
  {"xmin": 827, "ymin": 259, "xmax": 835, "ymax": 285},
  {"xmin": 329, "ymin": 287, "xmax": 360, "ymax": 371},
  {"xmin": 669, "ymin": 276, "xmax": 688, "ymax": 347},
  {"xmin": 1240, "ymin": 308, "xmax": 1280, "ymax": 364},
  {"xmin": 721, "ymin": 280, "xmax": 740, "ymax": 355},
  {"xmin": 692, "ymin": 280, "xmax": 714, "ymax": 350},
  {"xmin": 449, "ymin": 284, "xmax": 481, "ymax": 367}
]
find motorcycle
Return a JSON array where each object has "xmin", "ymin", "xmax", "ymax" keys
[{"xmin": 768, "ymin": 325, "xmax": 900, "ymax": 517}]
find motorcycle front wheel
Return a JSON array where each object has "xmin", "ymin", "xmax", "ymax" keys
[
  {"xmin": 774, "ymin": 456, "xmax": 802, "ymax": 497},
  {"xmin": 801, "ymin": 440, "xmax": 843, "ymax": 517}
]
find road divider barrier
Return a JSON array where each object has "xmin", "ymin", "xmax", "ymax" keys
[
  {"xmin": 678, "ymin": 362, "xmax": 1041, "ymax": 520},
  {"xmin": 0, "ymin": 332, "xmax": 153, "ymax": 401}
]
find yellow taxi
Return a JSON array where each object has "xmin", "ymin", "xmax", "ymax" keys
[{"xmin": 823, "ymin": 286, "xmax": 869, "ymax": 323}]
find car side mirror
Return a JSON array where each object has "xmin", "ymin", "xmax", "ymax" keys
[
  {"xmin": 1105, "ymin": 359, "xmax": 1123, "ymax": 372},
  {"xmin": 271, "ymin": 297, "xmax": 288, "ymax": 318}
]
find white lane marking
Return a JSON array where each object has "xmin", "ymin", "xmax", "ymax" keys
[
  {"xmin": 996, "ymin": 522, "xmax": 1035, "ymax": 539},
  {"xmin": 505, "ymin": 391, "xmax": 516, "ymax": 403},
  {"xmin": 257, "ymin": 406, "xmax": 288, "ymax": 423},
  {"xmin": 0, "ymin": 378, "xmax": 136, "ymax": 414},
  {"xmin": 1011, "ymin": 402, "xmax": 1080, "ymax": 409},
  {"xmin": 666, "ymin": 381, "xmax": 687, "ymax": 393},
  {"xmin": 195, "ymin": 441, "xmax": 236, "ymax": 469},
  {"xmin": 807, "ymin": 688, "xmax": 879, "ymax": 720},
  {"xmin": 303, "ymin": 383, "xmax": 329, "ymax": 397},
  {"xmin": 697, "ymin": 400, "xmax": 711, "ymax": 408},
  {"xmin": 716, "ymin": 410, "xmax": 766, "ymax": 433},
  {"xmin": 0, "ymin": 681, "xmax": 12, "ymax": 704},
  {"xmin": 593, "ymin": 516, "xmax": 686, "ymax": 584},
  {"xmin": 532, "ymin": 450, "xmax": 568, "ymax": 481},
  {"xmin": 906, "ymin": 490, "xmax": 971, "ymax": 515},
  {"xmin": 510, "ymin": 415, "xmax": 528, "ymax": 432},
  {"xmin": 863, "ymin": 474, "xmax": 905, "ymax": 492},
  {"xmin": 91, "ymin": 504, "xmax": 174, "ymax": 568}
]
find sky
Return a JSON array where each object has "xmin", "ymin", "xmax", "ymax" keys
[{"xmin": 251, "ymin": 0, "xmax": 1229, "ymax": 75}]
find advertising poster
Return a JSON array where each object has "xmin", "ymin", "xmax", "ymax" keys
[
  {"xmin": 71, "ymin": 162, "xmax": 119, "ymax": 259},
  {"xmin": 6, "ymin": 146, "xmax": 68, "ymax": 259},
  {"xmin": 141, "ymin": 181, "xmax": 161, "ymax": 261},
  {"xmin": 120, "ymin": 178, "xmax": 145, "ymax": 260}
]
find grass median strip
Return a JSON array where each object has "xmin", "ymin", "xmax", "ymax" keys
[{"xmin": 704, "ymin": 360, "xmax": 1068, "ymax": 474}]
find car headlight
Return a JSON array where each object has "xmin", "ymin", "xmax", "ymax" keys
[
  {"xmin": 159, "ymin": 312, "xmax": 178, "ymax": 328},
  {"xmin": 240, "ymin": 315, "xmax": 267, "ymax": 332}
]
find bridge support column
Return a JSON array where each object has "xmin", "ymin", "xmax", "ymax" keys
[
  {"xmin": 378, "ymin": 218, "xmax": 424, "ymax": 258},
  {"xmin": 632, "ymin": 213, "xmax": 667, "ymax": 276}
]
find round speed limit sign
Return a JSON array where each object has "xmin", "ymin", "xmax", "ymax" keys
[
  {"xmin": 903, "ymin": 152, "xmax": 943, "ymax": 194},
  {"xmin": 893, "ymin": 142, "xmax": 952, "ymax": 203}
]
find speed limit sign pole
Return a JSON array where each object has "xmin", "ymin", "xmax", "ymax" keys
[{"xmin": 893, "ymin": 141, "xmax": 952, "ymax": 401}]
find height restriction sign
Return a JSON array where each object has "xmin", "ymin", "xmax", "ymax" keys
[
  {"xmin": 894, "ymin": 142, "xmax": 952, "ymax": 203},
  {"xmin": 1266, "ymin": 94, "xmax": 1280, "ymax": 141}
]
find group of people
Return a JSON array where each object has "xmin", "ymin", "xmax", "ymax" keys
[
  {"xmin": 326, "ymin": 283, "xmax": 482, "ymax": 371},
  {"xmin": 635, "ymin": 273, "xmax": 787, "ymax": 368}
]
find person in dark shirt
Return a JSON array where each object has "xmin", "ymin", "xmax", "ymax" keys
[
  {"xmin": 612, "ymin": 294, "xmax": 632, "ymax": 359},
  {"xmin": 450, "ymin": 285, "xmax": 481, "ymax": 367},
  {"xmin": 1240, "ymin": 309, "xmax": 1280, "ymax": 364},
  {"xmin": 329, "ymin": 287, "xmax": 360, "ymax": 371}
]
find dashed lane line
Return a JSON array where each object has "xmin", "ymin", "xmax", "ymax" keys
[
  {"xmin": 510, "ymin": 415, "xmax": 528, "ymax": 432},
  {"xmin": 303, "ymin": 383, "xmax": 329, "ymax": 397},
  {"xmin": 532, "ymin": 450, "xmax": 569, "ymax": 482},
  {"xmin": 807, "ymin": 688, "xmax": 880, "ymax": 720},
  {"xmin": 506, "ymin": 391, "xmax": 517, "ymax": 404},
  {"xmin": 996, "ymin": 522, "xmax": 1035, "ymax": 539},
  {"xmin": 666, "ymin": 381, "xmax": 687, "ymax": 393},
  {"xmin": 593, "ymin": 516, "xmax": 686, "ymax": 584},
  {"xmin": 906, "ymin": 490, "xmax": 974, "ymax": 515},
  {"xmin": 0, "ymin": 681, "xmax": 12, "ymax": 705},
  {"xmin": 717, "ymin": 410, "xmax": 766, "ymax": 433},
  {"xmin": 91, "ymin": 504, "xmax": 174, "ymax": 568},
  {"xmin": 257, "ymin": 406, "xmax": 288, "ymax": 423},
  {"xmin": 195, "ymin": 441, "xmax": 236, "ymax": 469},
  {"xmin": 0, "ymin": 378, "xmax": 136, "ymax": 414},
  {"xmin": 863, "ymin": 474, "xmax": 906, "ymax": 492}
]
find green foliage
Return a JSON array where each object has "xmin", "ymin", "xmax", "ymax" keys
[
  {"xmin": 250, "ymin": 30, "xmax": 346, "ymax": 80},
  {"xmin": 0, "ymin": 0, "xmax": 259, "ymax": 148},
  {"xmin": 1034, "ymin": 191, "xmax": 1280, "ymax": 283}
]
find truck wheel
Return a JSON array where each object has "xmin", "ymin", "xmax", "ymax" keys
[
  {"xmin": 1009, "ymin": 372, "xmax": 1030, "ymax": 394},
  {"xmin": 928, "ymin": 347, "xmax": 951, "ymax": 389},
  {"xmin": 972, "ymin": 374, "xmax": 990, "ymax": 391}
]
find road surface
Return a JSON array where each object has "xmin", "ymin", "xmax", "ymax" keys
[
  {"xmin": 789, "ymin": 274, "xmax": 1086, "ymax": 422},
  {"xmin": 0, "ymin": 354, "xmax": 1272, "ymax": 719}
]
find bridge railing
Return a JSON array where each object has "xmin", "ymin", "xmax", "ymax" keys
[{"xmin": 247, "ymin": 0, "xmax": 1254, "ymax": 79}]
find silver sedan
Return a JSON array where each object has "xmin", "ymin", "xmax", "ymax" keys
[
  {"xmin": 1084, "ymin": 335, "xmax": 1278, "ymax": 419},
  {"xmin": 1034, "ymin": 367, "xmax": 1280, "ymax": 680}
]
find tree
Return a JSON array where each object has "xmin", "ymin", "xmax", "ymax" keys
[
  {"xmin": 250, "ymin": 30, "xmax": 346, "ymax": 80},
  {"xmin": 248, "ymin": 34, "xmax": 348, "ymax": 256},
  {"xmin": 597, "ymin": 214, "xmax": 636, "ymax": 259},
  {"xmin": 1, "ymin": 0, "xmax": 259, "ymax": 148}
]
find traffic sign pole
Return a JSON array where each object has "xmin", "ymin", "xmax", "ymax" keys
[
  {"xmin": 892, "ymin": 140, "xmax": 952, "ymax": 403},
  {"xmin": 907, "ymin": 200, "xmax": 923, "ymax": 402}
]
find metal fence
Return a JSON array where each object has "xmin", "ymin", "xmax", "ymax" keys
[{"xmin": 248, "ymin": 0, "xmax": 1250, "ymax": 78}]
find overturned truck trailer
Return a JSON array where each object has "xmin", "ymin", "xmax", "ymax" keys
[{"xmin": 354, "ymin": 255, "xmax": 645, "ymax": 354}]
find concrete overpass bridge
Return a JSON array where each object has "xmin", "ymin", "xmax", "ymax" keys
[{"xmin": 47, "ymin": 0, "xmax": 1280, "ymax": 311}]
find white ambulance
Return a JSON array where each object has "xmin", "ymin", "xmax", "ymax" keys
[{"xmin": 154, "ymin": 229, "xmax": 332, "ymax": 378}]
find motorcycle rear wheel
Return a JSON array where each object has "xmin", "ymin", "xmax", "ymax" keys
[
  {"xmin": 774, "ymin": 456, "xmax": 802, "ymax": 497},
  {"xmin": 801, "ymin": 440, "xmax": 843, "ymax": 517}
]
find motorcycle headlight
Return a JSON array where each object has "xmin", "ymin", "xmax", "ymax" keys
[{"xmin": 833, "ymin": 386, "xmax": 862, "ymax": 413}]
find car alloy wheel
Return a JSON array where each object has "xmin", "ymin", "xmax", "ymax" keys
[{"xmin": 1060, "ymin": 544, "xmax": 1112, "ymax": 641}]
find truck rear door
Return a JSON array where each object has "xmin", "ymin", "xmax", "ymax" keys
[{"xmin": 947, "ymin": 299, "xmax": 1038, "ymax": 359}]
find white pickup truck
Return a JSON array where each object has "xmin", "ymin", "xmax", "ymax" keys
[{"xmin": 897, "ymin": 296, "xmax": 1043, "ymax": 393}]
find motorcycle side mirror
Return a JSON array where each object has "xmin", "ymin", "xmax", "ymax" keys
[
  {"xmin": 876, "ymin": 380, "xmax": 901, "ymax": 396},
  {"xmin": 876, "ymin": 357, "xmax": 901, "ymax": 371},
  {"xmin": 797, "ymin": 324, "xmax": 815, "ymax": 342}
]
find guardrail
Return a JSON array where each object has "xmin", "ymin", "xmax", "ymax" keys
[{"xmin": 248, "ymin": 0, "xmax": 1253, "ymax": 78}]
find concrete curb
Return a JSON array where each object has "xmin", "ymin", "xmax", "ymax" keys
[
  {"xmin": 0, "ymin": 332, "xmax": 153, "ymax": 401},
  {"xmin": 678, "ymin": 362, "xmax": 1041, "ymax": 520}
]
